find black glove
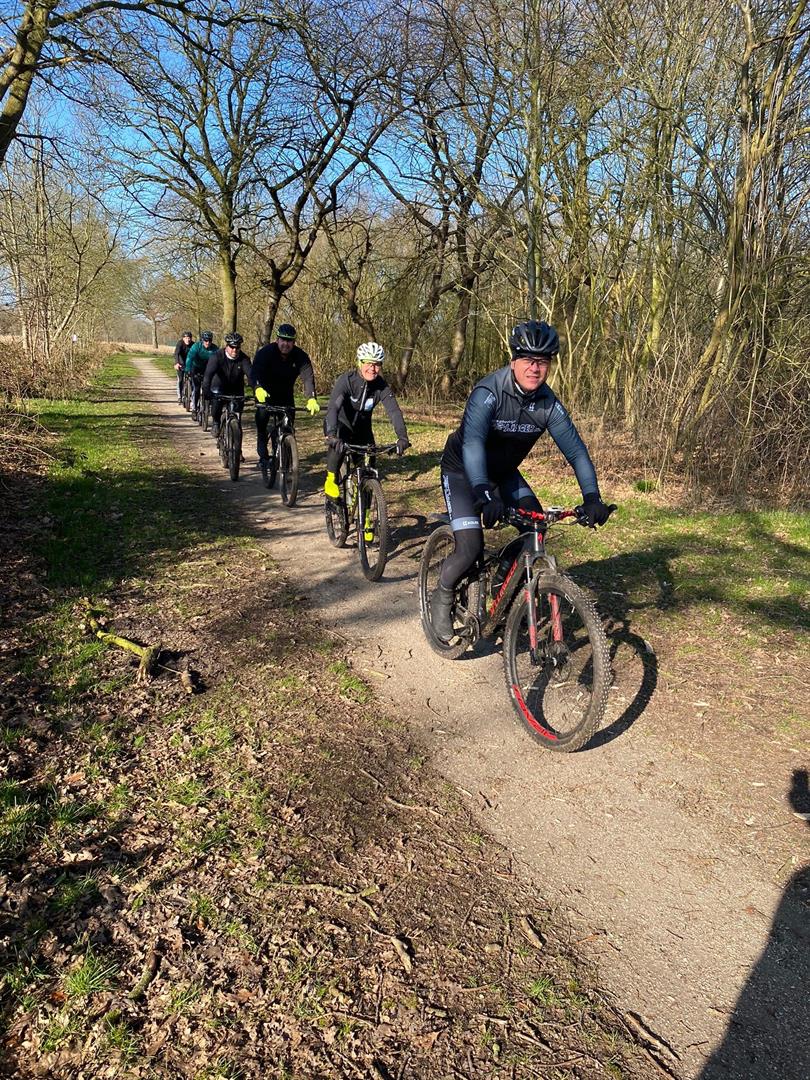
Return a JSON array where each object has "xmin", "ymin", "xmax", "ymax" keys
[
  {"xmin": 396, "ymin": 437, "xmax": 410, "ymax": 457},
  {"xmin": 327, "ymin": 434, "xmax": 344, "ymax": 456},
  {"xmin": 582, "ymin": 492, "xmax": 616, "ymax": 527},
  {"xmin": 473, "ymin": 484, "xmax": 505, "ymax": 528}
]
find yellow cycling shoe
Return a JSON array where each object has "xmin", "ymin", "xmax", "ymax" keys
[{"xmin": 324, "ymin": 472, "xmax": 340, "ymax": 499}]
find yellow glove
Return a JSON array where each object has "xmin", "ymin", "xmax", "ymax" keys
[
  {"xmin": 255, "ymin": 386, "xmax": 267, "ymax": 403},
  {"xmin": 306, "ymin": 397, "xmax": 321, "ymax": 415}
]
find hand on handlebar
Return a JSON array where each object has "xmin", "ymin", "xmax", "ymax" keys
[
  {"xmin": 396, "ymin": 437, "xmax": 410, "ymax": 457},
  {"xmin": 255, "ymin": 386, "xmax": 268, "ymax": 404},
  {"xmin": 327, "ymin": 434, "xmax": 344, "ymax": 457}
]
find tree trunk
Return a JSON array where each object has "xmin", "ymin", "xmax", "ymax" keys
[
  {"xmin": 440, "ymin": 283, "xmax": 474, "ymax": 396},
  {"xmin": 0, "ymin": 1, "xmax": 58, "ymax": 167},
  {"xmin": 219, "ymin": 246, "xmax": 238, "ymax": 335},
  {"xmin": 261, "ymin": 287, "xmax": 281, "ymax": 346}
]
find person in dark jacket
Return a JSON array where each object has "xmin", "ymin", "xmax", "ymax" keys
[
  {"xmin": 250, "ymin": 323, "xmax": 320, "ymax": 465},
  {"xmin": 173, "ymin": 330, "xmax": 193, "ymax": 402},
  {"xmin": 202, "ymin": 332, "xmax": 252, "ymax": 437},
  {"xmin": 430, "ymin": 319, "xmax": 615, "ymax": 641},
  {"xmin": 323, "ymin": 341, "xmax": 410, "ymax": 498},
  {"xmin": 185, "ymin": 331, "xmax": 217, "ymax": 418}
]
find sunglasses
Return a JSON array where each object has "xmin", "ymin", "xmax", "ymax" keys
[{"xmin": 514, "ymin": 355, "xmax": 552, "ymax": 367}]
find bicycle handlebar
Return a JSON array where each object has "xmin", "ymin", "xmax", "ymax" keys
[
  {"xmin": 208, "ymin": 392, "xmax": 246, "ymax": 401},
  {"xmin": 504, "ymin": 505, "xmax": 587, "ymax": 528},
  {"xmin": 335, "ymin": 442, "xmax": 399, "ymax": 455}
]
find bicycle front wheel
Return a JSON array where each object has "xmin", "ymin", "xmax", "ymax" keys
[
  {"xmin": 227, "ymin": 418, "xmax": 241, "ymax": 481},
  {"xmin": 182, "ymin": 377, "xmax": 191, "ymax": 411},
  {"xmin": 503, "ymin": 571, "xmax": 610, "ymax": 752},
  {"xmin": 357, "ymin": 478, "xmax": 389, "ymax": 581},
  {"xmin": 279, "ymin": 434, "xmax": 299, "ymax": 506},
  {"xmin": 201, "ymin": 396, "xmax": 210, "ymax": 431}
]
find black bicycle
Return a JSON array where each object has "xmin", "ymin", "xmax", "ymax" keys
[
  {"xmin": 197, "ymin": 384, "xmax": 211, "ymax": 431},
  {"xmin": 324, "ymin": 443, "xmax": 398, "ymax": 581},
  {"xmin": 259, "ymin": 405, "xmax": 303, "ymax": 507},
  {"xmin": 181, "ymin": 371, "xmax": 192, "ymax": 412},
  {"xmin": 213, "ymin": 394, "xmax": 246, "ymax": 482},
  {"xmin": 418, "ymin": 505, "xmax": 613, "ymax": 751}
]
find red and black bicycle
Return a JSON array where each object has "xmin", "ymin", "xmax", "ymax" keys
[{"xmin": 418, "ymin": 505, "xmax": 613, "ymax": 751}]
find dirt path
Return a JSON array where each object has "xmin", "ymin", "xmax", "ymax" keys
[{"xmin": 135, "ymin": 360, "xmax": 809, "ymax": 1080}]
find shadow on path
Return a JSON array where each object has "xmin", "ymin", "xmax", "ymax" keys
[{"xmin": 698, "ymin": 769, "xmax": 810, "ymax": 1080}]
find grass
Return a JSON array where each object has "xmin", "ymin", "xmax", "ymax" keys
[{"xmin": 63, "ymin": 948, "xmax": 118, "ymax": 998}]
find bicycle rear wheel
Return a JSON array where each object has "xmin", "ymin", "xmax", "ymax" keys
[
  {"xmin": 279, "ymin": 434, "xmax": 299, "ymax": 506},
  {"xmin": 418, "ymin": 524, "xmax": 475, "ymax": 659},
  {"xmin": 503, "ymin": 571, "xmax": 610, "ymax": 751},
  {"xmin": 357, "ymin": 478, "xmax": 389, "ymax": 581}
]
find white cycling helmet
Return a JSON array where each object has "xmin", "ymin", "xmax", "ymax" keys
[{"xmin": 356, "ymin": 341, "xmax": 385, "ymax": 364}]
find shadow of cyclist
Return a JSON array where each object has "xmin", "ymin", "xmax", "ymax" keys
[{"xmin": 698, "ymin": 768, "xmax": 810, "ymax": 1079}]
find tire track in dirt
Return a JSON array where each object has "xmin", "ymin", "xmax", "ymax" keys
[{"xmin": 135, "ymin": 359, "xmax": 809, "ymax": 1080}]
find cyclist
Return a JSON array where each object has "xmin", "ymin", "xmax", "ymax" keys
[
  {"xmin": 202, "ymin": 332, "xmax": 252, "ymax": 438},
  {"xmin": 185, "ymin": 331, "xmax": 217, "ymax": 419},
  {"xmin": 173, "ymin": 330, "xmax": 194, "ymax": 402},
  {"xmin": 430, "ymin": 319, "xmax": 614, "ymax": 642},
  {"xmin": 250, "ymin": 323, "xmax": 320, "ymax": 467},
  {"xmin": 324, "ymin": 342, "xmax": 410, "ymax": 499}
]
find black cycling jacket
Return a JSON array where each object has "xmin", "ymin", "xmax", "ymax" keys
[
  {"xmin": 441, "ymin": 365, "xmax": 599, "ymax": 496},
  {"xmin": 202, "ymin": 348, "xmax": 252, "ymax": 396},
  {"xmin": 325, "ymin": 370, "xmax": 408, "ymax": 442},
  {"xmin": 174, "ymin": 338, "xmax": 192, "ymax": 366},
  {"xmin": 251, "ymin": 343, "xmax": 315, "ymax": 407}
]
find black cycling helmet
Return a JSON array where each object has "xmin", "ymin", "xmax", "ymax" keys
[
  {"xmin": 276, "ymin": 323, "xmax": 296, "ymax": 340},
  {"xmin": 224, "ymin": 332, "xmax": 243, "ymax": 347},
  {"xmin": 201, "ymin": 330, "xmax": 213, "ymax": 342},
  {"xmin": 509, "ymin": 320, "xmax": 559, "ymax": 358}
]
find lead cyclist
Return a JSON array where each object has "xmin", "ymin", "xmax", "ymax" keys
[{"xmin": 431, "ymin": 319, "xmax": 615, "ymax": 641}]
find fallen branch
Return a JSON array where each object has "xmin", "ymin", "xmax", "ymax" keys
[{"xmin": 81, "ymin": 601, "xmax": 159, "ymax": 682}]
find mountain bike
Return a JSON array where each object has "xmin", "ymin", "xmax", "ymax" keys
[
  {"xmin": 181, "ymin": 371, "xmax": 192, "ymax": 412},
  {"xmin": 259, "ymin": 405, "xmax": 304, "ymax": 507},
  {"xmin": 324, "ymin": 443, "xmax": 398, "ymax": 581},
  {"xmin": 418, "ymin": 505, "xmax": 613, "ymax": 752},
  {"xmin": 197, "ymin": 384, "xmax": 211, "ymax": 431},
  {"xmin": 213, "ymin": 394, "xmax": 246, "ymax": 482}
]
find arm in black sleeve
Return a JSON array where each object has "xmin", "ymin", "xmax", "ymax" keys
[
  {"xmin": 325, "ymin": 374, "xmax": 349, "ymax": 435},
  {"xmin": 460, "ymin": 386, "xmax": 498, "ymax": 490},
  {"xmin": 379, "ymin": 384, "xmax": 408, "ymax": 441},
  {"xmin": 250, "ymin": 346, "xmax": 268, "ymax": 390},
  {"xmin": 546, "ymin": 398, "xmax": 599, "ymax": 497},
  {"xmin": 241, "ymin": 354, "xmax": 252, "ymax": 384},
  {"xmin": 201, "ymin": 353, "xmax": 218, "ymax": 395},
  {"xmin": 298, "ymin": 355, "xmax": 316, "ymax": 399}
]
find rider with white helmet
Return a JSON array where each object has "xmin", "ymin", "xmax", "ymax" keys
[{"xmin": 323, "ymin": 342, "xmax": 410, "ymax": 498}]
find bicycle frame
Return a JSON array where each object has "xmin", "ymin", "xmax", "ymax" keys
[
  {"xmin": 456, "ymin": 507, "xmax": 581, "ymax": 654},
  {"xmin": 339, "ymin": 443, "xmax": 397, "ymax": 527}
]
